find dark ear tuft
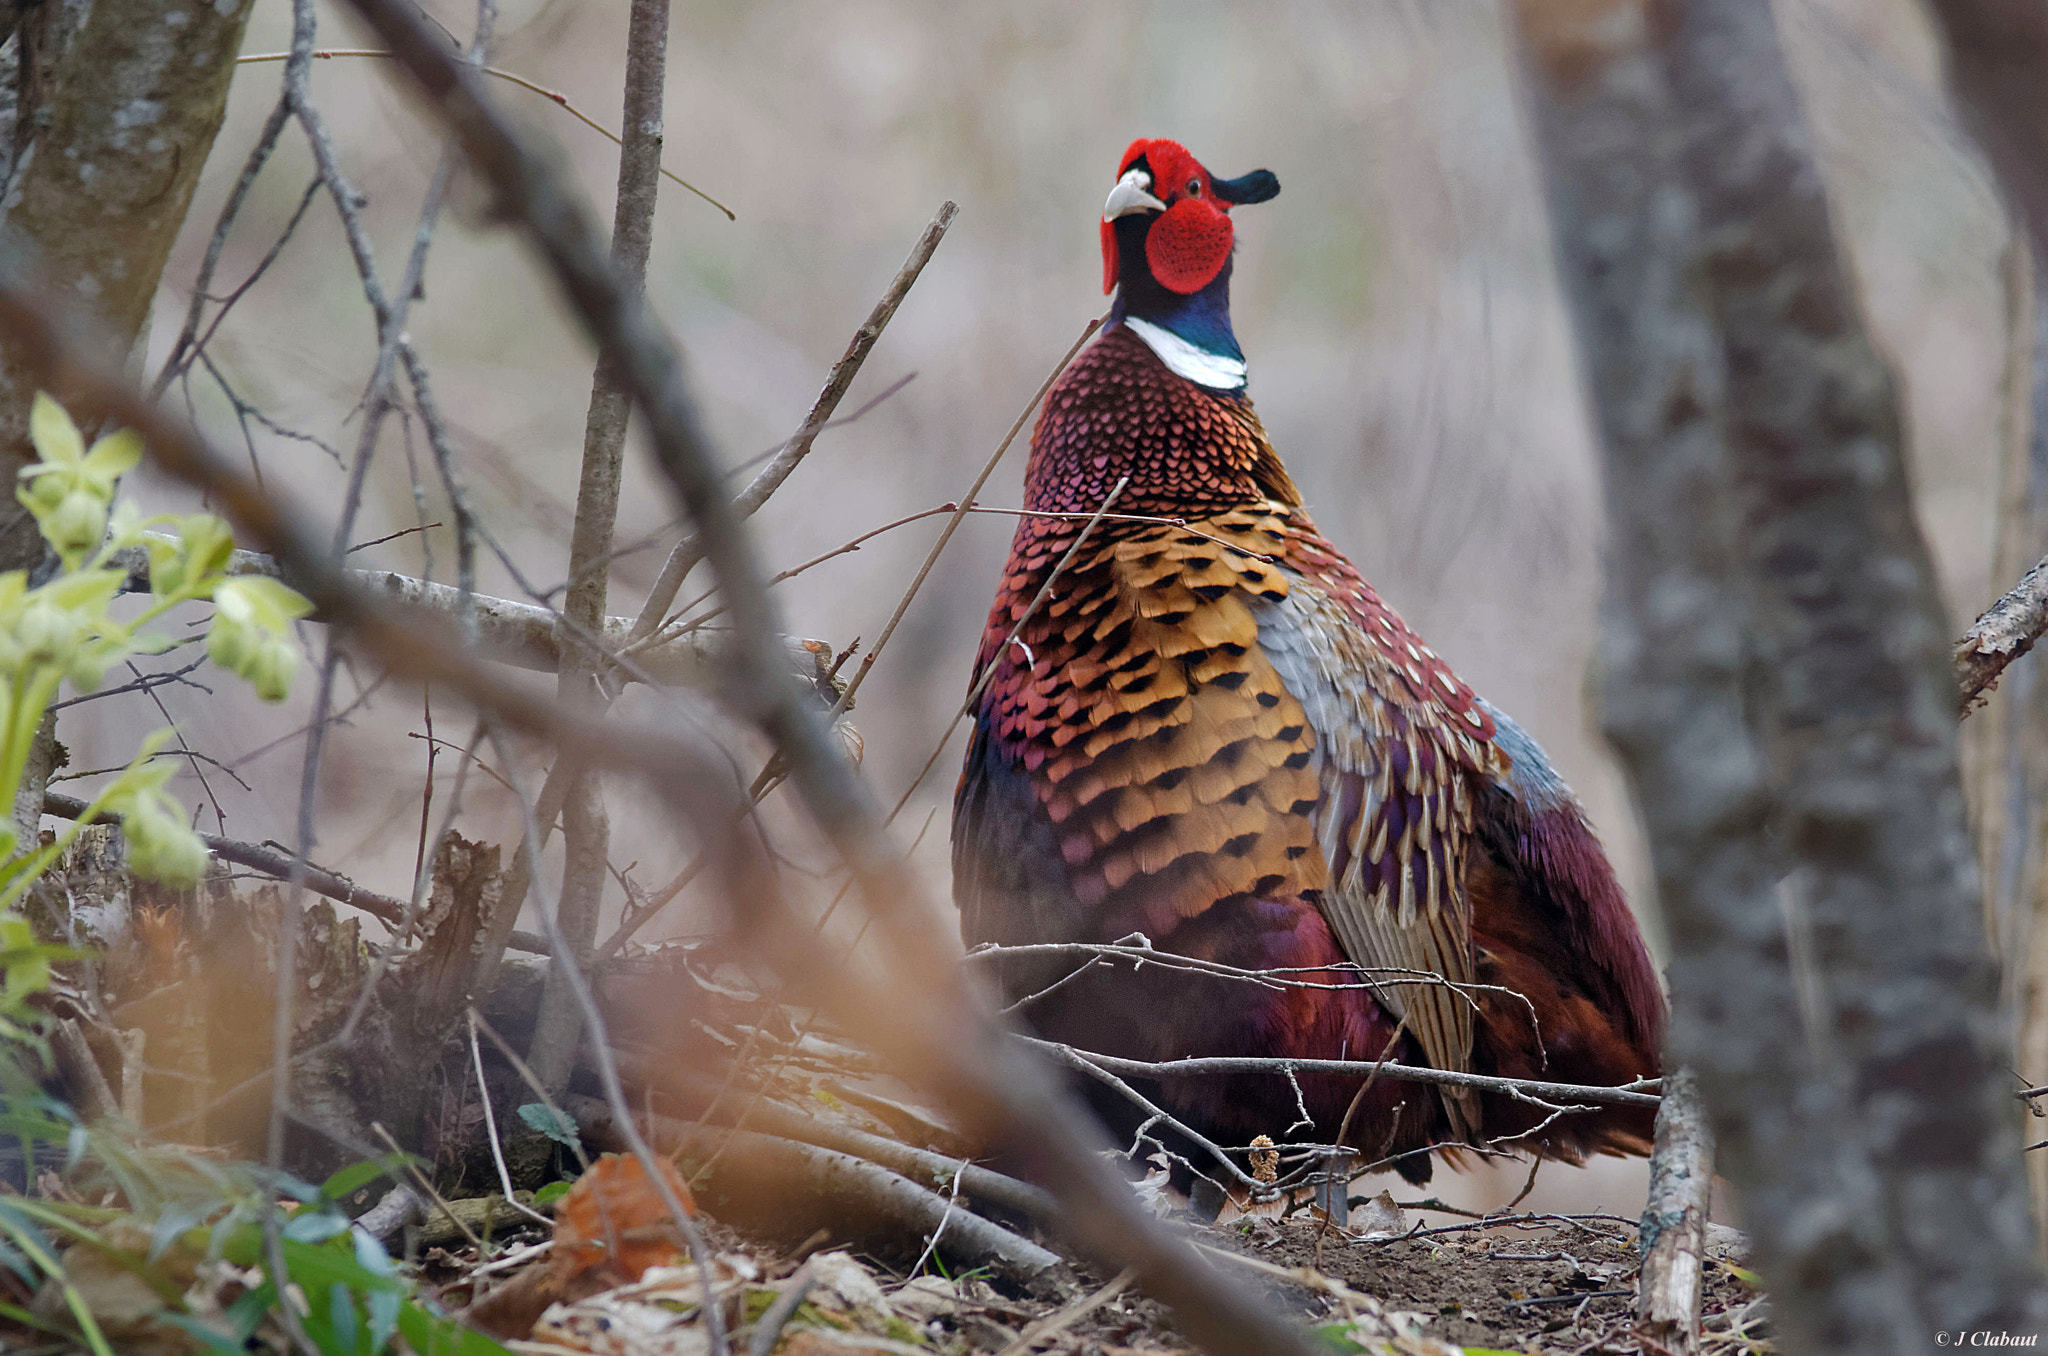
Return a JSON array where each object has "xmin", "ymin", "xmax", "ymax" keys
[{"xmin": 1213, "ymin": 168, "xmax": 1279, "ymax": 206}]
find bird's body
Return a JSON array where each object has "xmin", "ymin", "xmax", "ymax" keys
[{"xmin": 954, "ymin": 141, "xmax": 1663, "ymax": 1191}]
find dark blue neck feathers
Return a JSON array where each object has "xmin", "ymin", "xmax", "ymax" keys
[{"xmin": 1109, "ymin": 214, "xmax": 1242, "ymax": 362}]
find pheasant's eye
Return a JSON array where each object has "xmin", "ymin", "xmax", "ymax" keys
[{"xmin": 1186, "ymin": 178, "xmax": 1204, "ymax": 198}]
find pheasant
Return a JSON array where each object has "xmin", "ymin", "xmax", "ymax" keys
[{"xmin": 953, "ymin": 139, "xmax": 1665, "ymax": 1203}]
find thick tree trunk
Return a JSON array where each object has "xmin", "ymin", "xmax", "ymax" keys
[
  {"xmin": 0, "ymin": 0, "xmax": 256, "ymax": 854},
  {"xmin": 1507, "ymin": 1, "xmax": 2048, "ymax": 1349},
  {"xmin": 0, "ymin": 0, "xmax": 256, "ymax": 570}
]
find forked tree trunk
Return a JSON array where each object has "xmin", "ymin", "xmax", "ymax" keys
[{"xmin": 1507, "ymin": 0, "xmax": 2048, "ymax": 1348}]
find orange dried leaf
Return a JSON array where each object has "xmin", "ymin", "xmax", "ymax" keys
[{"xmin": 550, "ymin": 1152, "xmax": 696, "ymax": 1285}]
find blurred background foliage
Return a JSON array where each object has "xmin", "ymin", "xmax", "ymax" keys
[{"xmin": 93, "ymin": 0, "xmax": 2009, "ymax": 1214}]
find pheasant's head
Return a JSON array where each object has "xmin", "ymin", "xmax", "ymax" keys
[
  {"xmin": 1100, "ymin": 138, "xmax": 1279, "ymax": 298},
  {"xmin": 1098, "ymin": 139, "xmax": 1277, "ymax": 392}
]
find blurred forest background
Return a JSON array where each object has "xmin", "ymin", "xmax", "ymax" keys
[{"xmin": 88, "ymin": 0, "xmax": 2009, "ymax": 1216}]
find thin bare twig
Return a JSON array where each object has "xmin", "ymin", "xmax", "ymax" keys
[
  {"xmin": 630, "ymin": 202, "xmax": 958, "ymax": 642},
  {"xmin": 486, "ymin": 205, "xmax": 962, "ymax": 977},
  {"xmin": 530, "ymin": 0, "xmax": 670, "ymax": 1097},
  {"xmin": 236, "ymin": 48, "xmax": 734, "ymax": 218},
  {"xmin": 471, "ymin": 1009, "xmax": 592, "ymax": 1172},
  {"xmin": 746, "ymin": 1260, "xmax": 816, "ymax": 1356},
  {"xmin": 1023, "ymin": 1038, "xmax": 1660, "ymax": 1107},
  {"xmin": 467, "ymin": 1013, "xmax": 555, "ymax": 1227},
  {"xmin": 151, "ymin": 93, "xmax": 294, "ymax": 396},
  {"xmin": 832, "ymin": 316, "xmax": 1102, "ymax": 716}
]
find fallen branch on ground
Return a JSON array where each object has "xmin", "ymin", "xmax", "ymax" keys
[
  {"xmin": 613, "ymin": 1048, "xmax": 1058, "ymax": 1222},
  {"xmin": 566, "ymin": 1093, "xmax": 1067, "ymax": 1296}
]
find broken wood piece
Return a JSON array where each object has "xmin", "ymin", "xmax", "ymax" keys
[
  {"xmin": 416, "ymin": 1191, "xmax": 547, "ymax": 1251},
  {"xmin": 1959, "ymin": 551, "xmax": 2048, "ymax": 712},
  {"xmin": 1637, "ymin": 1065, "xmax": 1713, "ymax": 1355},
  {"xmin": 352, "ymin": 1184, "xmax": 423, "ymax": 1245},
  {"xmin": 49, "ymin": 1018, "xmax": 116, "ymax": 1124}
]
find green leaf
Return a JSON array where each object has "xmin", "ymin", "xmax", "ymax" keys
[
  {"xmin": 1310, "ymin": 1323, "xmax": 1366, "ymax": 1354},
  {"xmin": 365, "ymin": 1286, "xmax": 400, "ymax": 1355},
  {"xmin": 393, "ymin": 1299, "xmax": 515, "ymax": 1356},
  {"xmin": 156, "ymin": 1311, "xmax": 257, "ymax": 1355},
  {"xmin": 28, "ymin": 393, "xmax": 83, "ymax": 466},
  {"xmin": 351, "ymin": 1228, "xmax": 397, "ymax": 1281},
  {"xmin": 149, "ymin": 1201, "xmax": 211, "ymax": 1264},
  {"xmin": 80, "ymin": 428, "xmax": 142, "ymax": 486},
  {"xmin": 282, "ymin": 1210, "xmax": 351, "ymax": 1244},
  {"xmin": 327, "ymin": 1281, "xmax": 361, "ymax": 1354},
  {"xmin": 516, "ymin": 1103, "xmax": 582, "ymax": 1150},
  {"xmin": 214, "ymin": 575, "xmax": 314, "ymax": 632},
  {"xmin": 532, "ymin": 1180, "xmax": 573, "ymax": 1207},
  {"xmin": 320, "ymin": 1157, "xmax": 405, "ymax": 1206}
]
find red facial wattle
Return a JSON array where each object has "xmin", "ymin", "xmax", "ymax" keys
[{"xmin": 1144, "ymin": 198, "xmax": 1234, "ymax": 294}]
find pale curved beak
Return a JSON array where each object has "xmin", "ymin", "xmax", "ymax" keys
[{"xmin": 1103, "ymin": 168, "xmax": 1167, "ymax": 222}]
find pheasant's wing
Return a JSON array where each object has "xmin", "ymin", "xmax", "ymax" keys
[
  {"xmin": 1252, "ymin": 538, "xmax": 1505, "ymax": 1138},
  {"xmin": 956, "ymin": 514, "xmax": 1326, "ymax": 951}
]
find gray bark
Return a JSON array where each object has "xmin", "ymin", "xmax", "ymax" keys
[
  {"xmin": 1636, "ymin": 1067, "xmax": 1712, "ymax": 1356},
  {"xmin": 0, "ymin": 0, "xmax": 255, "ymax": 572},
  {"xmin": 527, "ymin": 0, "xmax": 669, "ymax": 1093},
  {"xmin": 0, "ymin": 0, "xmax": 254, "ymax": 887},
  {"xmin": 1506, "ymin": 0, "xmax": 2047, "ymax": 1349}
]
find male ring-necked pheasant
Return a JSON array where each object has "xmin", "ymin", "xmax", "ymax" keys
[{"xmin": 952, "ymin": 139, "xmax": 1665, "ymax": 1201}]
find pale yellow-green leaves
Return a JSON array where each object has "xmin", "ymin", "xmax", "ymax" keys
[
  {"xmin": 209, "ymin": 576, "xmax": 313, "ymax": 703},
  {"xmin": 18, "ymin": 393, "xmax": 142, "ymax": 572},
  {"xmin": 106, "ymin": 754, "xmax": 209, "ymax": 889},
  {"xmin": 145, "ymin": 513, "xmax": 233, "ymax": 603},
  {"xmin": 0, "ymin": 395, "xmax": 316, "ymax": 897},
  {"xmin": 5, "ymin": 569, "xmax": 129, "ymax": 693}
]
